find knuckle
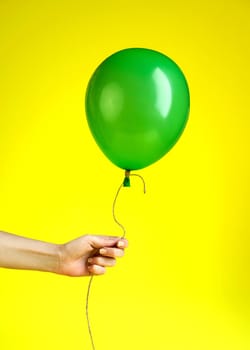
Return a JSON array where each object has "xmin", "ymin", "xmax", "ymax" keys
[
  {"xmin": 97, "ymin": 257, "xmax": 105, "ymax": 265},
  {"xmin": 88, "ymin": 264, "xmax": 94, "ymax": 274}
]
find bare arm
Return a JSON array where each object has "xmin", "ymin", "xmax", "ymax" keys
[
  {"xmin": 0, "ymin": 231, "xmax": 60, "ymax": 273},
  {"xmin": 0, "ymin": 231, "xmax": 128, "ymax": 276}
]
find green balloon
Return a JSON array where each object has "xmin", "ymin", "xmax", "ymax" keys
[{"xmin": 85, "ymin": 48, "xmax": 190, "ymax": 170}]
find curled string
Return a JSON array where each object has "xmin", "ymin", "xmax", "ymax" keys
[
  {"xmin": 130, "ymin": 173, "xmax": 146, "ymax": 195},
  {"xmin": 85, "ymin": 172, "xmax": 146, "ymax": 350}
]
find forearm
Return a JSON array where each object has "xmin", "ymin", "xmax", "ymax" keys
[{"xmin": 0, "ymin": 231, "xmax": 60, "ymax": 273}]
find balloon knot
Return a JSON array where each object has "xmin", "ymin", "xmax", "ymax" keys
[{"xmin": 123, "ymin": 170, "xmax": 131, "ymax": 187}]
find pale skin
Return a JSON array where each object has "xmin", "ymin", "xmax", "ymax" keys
[{"xmin": 0, "ymin": 231, "xmax": 128, "ymax": 276}]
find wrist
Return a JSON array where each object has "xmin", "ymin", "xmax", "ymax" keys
[
  {"xmin": 19, "ymin": 241, "xmax": 61, "ymax": 274},
  {"xmin": 56, "ymin": 243, "xmax": 67, "ymax": 275},
  {"xmin": 42, "ymin": 243, "xmax": 62, "ymax": 274}
]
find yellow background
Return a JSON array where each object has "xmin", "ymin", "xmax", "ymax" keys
[{"xmin": 0, "ymin": 0, "xmax": 249, "ymax": 349}]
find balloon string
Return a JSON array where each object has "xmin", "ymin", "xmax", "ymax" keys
[
  {"xmin": 130, "ymin": 173, "xmax": 146, "ymax": 195},
  {"xmin": 112, "ymin": 182, "xmax": 126, "ymax": 238},
  {"xmin": 86, "ymin": 275, "xmax": 95, "ymax": 350},
  {"xmin": 112, "ymin": 173, "xmax": 146, "ymax": 239},
  {"xmin": 85, "ymin": 171, "xmax": 146, "ymax": 350}
]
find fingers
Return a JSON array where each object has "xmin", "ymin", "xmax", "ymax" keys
[
  {"xmin": 88, "ymin": 264, "xmax": 106, "ymax": 275},
  {"xmin": 88, "ymin": 256, "xmax": 116, "ymax": 267},
  {"xmin": 87, "ymin": 239, "xmax": 127, "ymax": 276},
  {"xmin": 86, "ymin": 235, "xmax": 128, "ymax": 250},
  {"xmin": 87, "ymin": 256, "xmax": 115, "ymax": 275},
  {"xmin": 99, "ymin": 247, "xmax": 124, "ymax": 258},
  {"xmin": 117, "ymin": 239, "xmax": 128, "ymax": 249}
]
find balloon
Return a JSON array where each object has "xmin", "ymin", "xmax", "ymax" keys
[{"xmin": 85, "ymin": 48, "xmax": 190, "ymax": 171}]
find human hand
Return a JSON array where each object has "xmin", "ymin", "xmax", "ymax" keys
[{"xmin": 58, "ymin": 235, "xmax": 128, "ymax": 277}]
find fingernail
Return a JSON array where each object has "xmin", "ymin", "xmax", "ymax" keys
[
  {"xmin": 100, "ymin": 248, "xmax": 106, "ymax": 255},
  {"xmin": 117, "ymin": 241, "xmax": 124, "ymax": 248},
  {"xmin": 88, "ymin": 258, "xmax": 93, "ymax": 263}
]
